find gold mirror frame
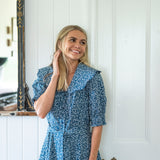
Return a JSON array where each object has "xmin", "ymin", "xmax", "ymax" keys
[
  {"xmin": 0, "ymin": 0, "xmax": 36, "ymax": 116},
  {"xmin": 17, "ymin": 0, "xmax": 36, "ymax": 115}
]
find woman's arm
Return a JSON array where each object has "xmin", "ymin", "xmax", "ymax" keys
[
  {"xmin": 34, "ymin": 74, "xmax": 59, "ymax": 119},
  {"xmin": 89, "ymin": 126, "xmax": 103, "ymax": 160},
  {"xmin": 34, "ymin": 50, "xmax": 61, "ymax": 119}
]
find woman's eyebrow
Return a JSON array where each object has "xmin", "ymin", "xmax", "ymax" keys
[
  {"xmin": 69, "ymin": 36, "xmax": 87, "ymax": 41},
  {"xmin": 81, "ymin": 39, "xmax": 87, "ymax": 42},
  {"xmin": 68, "ymin": 36, "xmax": 76, "ymax": 39}
]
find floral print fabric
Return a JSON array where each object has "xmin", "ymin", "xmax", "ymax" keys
[{"xmin": 32, "ymin": 63, "xmax": 107, "ymax": 160}]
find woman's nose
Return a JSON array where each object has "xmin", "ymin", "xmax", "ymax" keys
[{"xmin": 74, "ymin": 42, "xmax": 80, "ymax": 48}]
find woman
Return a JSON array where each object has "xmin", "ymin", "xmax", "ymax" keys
[{"xmin": 32, "ymin": 25, "xmax": 106, "ymax": 160}]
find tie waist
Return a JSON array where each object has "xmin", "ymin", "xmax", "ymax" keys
[{"xmin": 47, "ymin": 126, "xmax": 90, "ymax": 134}]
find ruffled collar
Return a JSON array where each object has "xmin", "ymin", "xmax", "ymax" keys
[
  {"xmin": 45, "ymin": 63, "xmax": 100, "ymax": 93},
  {"xmin": 67, "ymin": 63, "xmax": 100, "ymax": 93}
]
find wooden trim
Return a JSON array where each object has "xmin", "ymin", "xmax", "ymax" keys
[
  {"xmin": 0, "ymin": 111, "xmax": 37, "ymax": 116},
  {"xmin": 17, "ymin": 111, "xmax": 37, "ymax": 116}
]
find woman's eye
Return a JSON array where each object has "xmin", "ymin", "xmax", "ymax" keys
[
  {"xmin": 70, "ymin": 38, "xmax": 76, "ymax": 42},
  {"xmin": 81, "ymin": 41, "xmax": 86, "ymax": 45}
]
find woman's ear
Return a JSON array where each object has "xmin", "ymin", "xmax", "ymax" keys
[{"xmin": 58, "ymin": 40, "xmax": 62, "ymax": 51}]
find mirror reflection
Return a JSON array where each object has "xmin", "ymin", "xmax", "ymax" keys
[{"xmin": 0, "ymin": 0, "xmax": 18, "ymax": 112}]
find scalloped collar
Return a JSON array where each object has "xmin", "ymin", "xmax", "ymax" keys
[{"xmin": 67, "ymin": 63, "xmax": 100, "ymax": 93}]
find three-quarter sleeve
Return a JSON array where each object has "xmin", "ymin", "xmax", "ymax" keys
[
  {"xmin": 87, "ymin": 72, "xmax": 107, "ymax": 127},
  {"xmin": 32, "ymin": 69, "xmax": 47, "ymax": 103}
]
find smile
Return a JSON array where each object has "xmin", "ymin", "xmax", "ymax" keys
[{"xmin": 71, "ymin": 50, "xmax": 80, "ymax": 54}]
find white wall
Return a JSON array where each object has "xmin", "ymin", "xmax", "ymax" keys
[
  {"xmin": 0, "ymin": 0, "xmax": 17, "ymax": 57},
  {"xmin": 0, "ymin": 0, "xmax": 160, "ymax": 160}
]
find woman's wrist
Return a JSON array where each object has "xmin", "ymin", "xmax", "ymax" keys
[
  {"xmin": 89, "ymin": 156, "xmax": 97, "ymax": 160},
  {"xmin": 51, "ymin": 74, "xmax": 59, "ymax": 79},
  {"xmin": 89, "ymin": 153, "xmax": 98, "ymax": 160}
]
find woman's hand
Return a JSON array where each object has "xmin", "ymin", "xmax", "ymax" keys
[{"xmin": 52, "ymin": 49, "xmax": 61, "ymax": 76}]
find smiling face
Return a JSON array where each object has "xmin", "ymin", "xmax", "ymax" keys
[{"xmin": 61, "ymin": 30, "xmax": 87, "ymax": 63}]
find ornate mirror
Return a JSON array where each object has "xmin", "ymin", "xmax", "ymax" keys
[{"xmin": 0, "ymin": 0, "xmax": 36, "ymax": 116}]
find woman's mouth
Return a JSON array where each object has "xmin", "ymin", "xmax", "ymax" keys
[{"xmin": 71, "ymin": 50, "xmax": 80, "ymax": 54}]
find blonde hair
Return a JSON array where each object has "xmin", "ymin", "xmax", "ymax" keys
[{"xmin": 51, "ymin": 25, "xmax": 89, "ymax": 91}]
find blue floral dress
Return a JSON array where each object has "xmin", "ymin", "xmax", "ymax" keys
[{"xmin": 32, "ymin": 63, "xmax": 107, "ymax": 160}]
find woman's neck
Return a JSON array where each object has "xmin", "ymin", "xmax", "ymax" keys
[{"xmin": 67, "ymin": 60, "xmax": 79, "ymax": 74}]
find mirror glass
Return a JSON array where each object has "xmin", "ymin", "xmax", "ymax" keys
[{"xmin": 0, "ymin": 0, "xmax": 18, "ymax": 113}]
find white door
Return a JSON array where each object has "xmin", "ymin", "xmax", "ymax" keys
[{"xmin": 97, "ymin": 0, "xmax": 160, "ymax": 159}]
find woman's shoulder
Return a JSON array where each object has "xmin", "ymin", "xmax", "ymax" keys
[
  {"xmin": 38, "ymin": 65, "xmax": 53, "ymax": 73},
  {"xmin": 37, "ymin": 65, "xmax": 53, "ymax": 78}
]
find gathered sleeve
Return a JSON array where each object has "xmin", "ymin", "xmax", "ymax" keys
[
  {"xmin": 87, "ymin": 72, "xmax": 107, "ymax": 127},
  {"xmin": 32, "ymin": 69, "xmax": 47, "ymax": 103}
]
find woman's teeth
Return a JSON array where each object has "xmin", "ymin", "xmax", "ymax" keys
[{"xmin": 72, "ymin": 50, "xmax": 80, "ymax": 54}]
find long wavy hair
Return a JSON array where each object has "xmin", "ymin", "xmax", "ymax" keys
[{"xmin": 48, "ymin": 25, "xmax": 89, "ymax": 91}]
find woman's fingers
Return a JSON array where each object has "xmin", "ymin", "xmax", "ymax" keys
[
  {"xmin": 53, "ymin": 49, "xmax": 61, "ymax": 61},
  {"xmin": 52, "ymin": 49, "xmax": 62, "ymax": 76}
]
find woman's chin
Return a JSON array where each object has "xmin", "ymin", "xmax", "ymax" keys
[{"xmin": 65, "ymin": 54, "xmax": 82, "ymax": 61}]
